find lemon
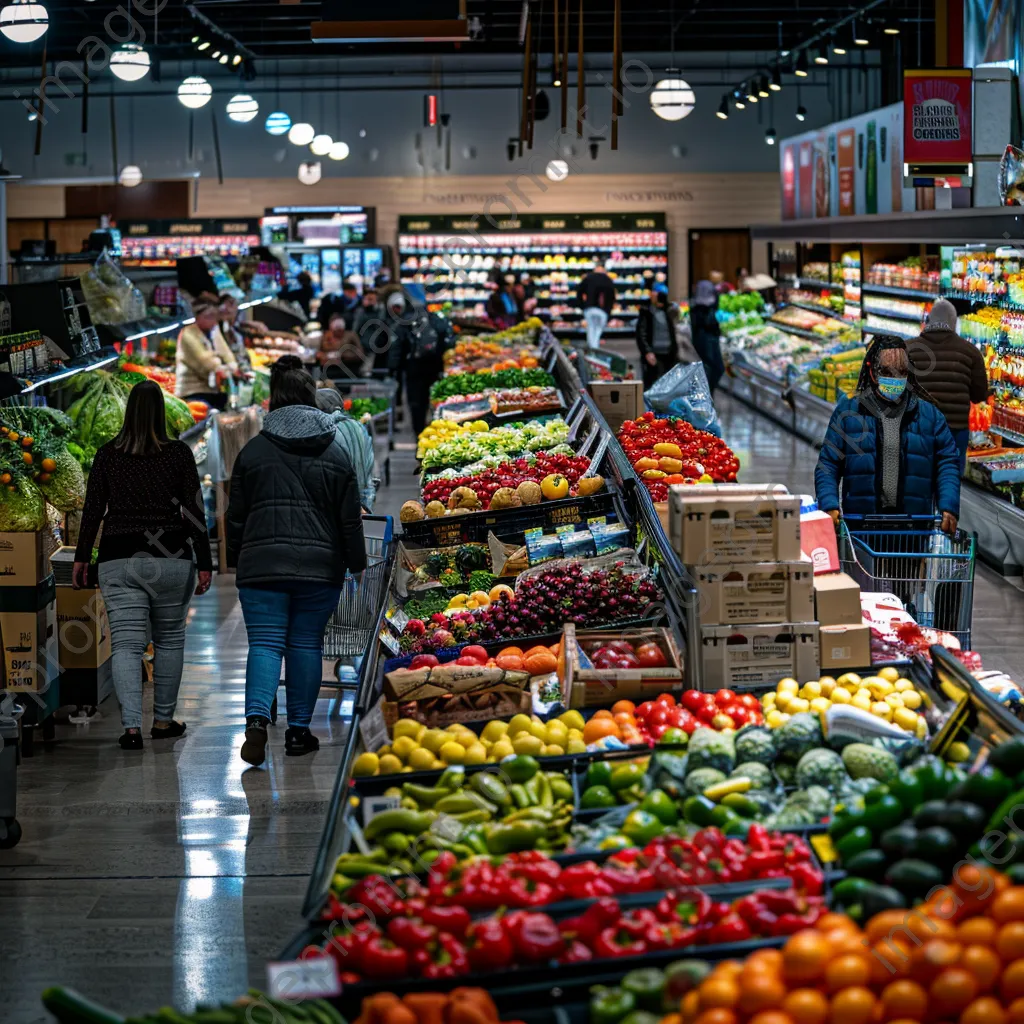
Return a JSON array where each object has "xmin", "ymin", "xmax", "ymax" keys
[
  {"xmin": 810, "ymin": 697, "xmax": 832, "ymax": 714},
  {"xmin": 431, "ymin": 759, "xmax": 446, "ymax": 769},
  {"xmin": 916, "ymin": 717, "xmax": 928, "ymax": 740},
  {"xmin": 852, "ymin": 692, "xmax": 872, "ymax": 711},
  {"xmin": 867, "ymin": 678, "xmax": 895, "ymax": 698},
  {"xmin": 777, "ymin": 677, "xmax": 799, "ymax": 694},
  {"xmin": 420, "ymin": 729, "xmax": 447, "ymax": 753},
  {"xmin": 854, "ymin": 687, "xmax": 872, "ymax": 702},
  {"xmin": 375, "ymin": 744, "xmax": 392, "ymax": 757},
  {"xmin": 870, "ymin": 701, "xmax": 893, "ymax": 721},
  {"xmin": 507, "ymin": 714, "xmax": 533, "ymax": 737},
  {"xmin": 352, "ymin": 752, "xmax": 379, "ymax": 777},
  {"xmin": 762, "ymin": 692, "xmax": 776, "ymax": 707},
  {"xmin": 566, "ymin": 738, "xmax": 586, "ymax": 753},
  {"xmin": 394, "ymin": 718, "xmax": 424, "ymax": 741},
  {"xmin": 545, "ymin": 722, "xmax": 568, "ymax": 746},
  {"xmin": 407, "ymin": 747, "xmax": 435, "ymax": 770},
  {"xmin": 378, "ymin": 753, "xmax": 403, "ymax": 774},
  {"xmin": 464, "ymin": 742, "xmax": 488, "ymax": 765},
  {"xmin": 830, "ymin": 686, "xmax": 852, "ymax": 704},
  {"xmin": 541, "ymin": 743, "xmax": 565, "ymax": 756},
  {"xmin": 567, "ymin": 728, "xmax": 583, "ymax": 741},
  {"xmin": 481, "ymin": 720, "xmax": 509, "ymax": 744},
  {"xmin": 878, "ymin": 666, "xmax": 901, "ymax": 683},
  {"xmin": 837, "ymin": 672, "xmax": 862, "ymax": 688},
  {"xmin": 766, "ymin": 709, "xmax": 787, "ymax": 727},
  {"xmin": 818, "ymin": 676, "xmax": 837, "ymax": 696},
  {"xmin": 947, "ymin": 740, "xmax": 971, "ymax": 763},
  {"xmin": 439, "ymin": 741, "xmax": 467, "ymax": 764},
  {"xmin": 391, "ymin": 736, "xmax": 418, "ymax": 761},
  {"xmin": 452, "ymin": 729, "xmax": 478, "ymax": 748},
  {"xmin": 560, "ymin": 710, "xmax": 585, "ymax": 731},
  {"xmin": 901, "ymin": 689, "xmax": 922, "ymax": 710},
  {"xmin": 800, "ymin": 680, "xmax": 822, "ymax": 699},
  {"xmin": 884, "ymin": 692, "xmax": 905, "ymax": 709},
  {"xmin": 401, "ymin": 766, "xmax": 413, "ymax": 773},
  {"xmin": 775, "ymin": 691, "xmax": 792, "ymax": 711},
  {"xmin": 491, "ymin": 739, "xmax": 514, "ymax": 759},
  {"xmin": 512, "ymin": 732, "xmax": 544, "ymax": 755},
  {"xmin": 447, "ymin": 594, "xmax": 469, "ymax": 608},
  {"xmin": 893, "ymin": 707, "xmax": 920, "ymax": 731},
  {"xmin": 894, "ymin": 677, "xmax": 914, "ymax": 692},
  {"xmin": 787, "ymin": 697, "xmax": 810, "ymax": 714},
  {"xmin": 529, "ymin": 720, "xmax": 549, "ymax": 742}
]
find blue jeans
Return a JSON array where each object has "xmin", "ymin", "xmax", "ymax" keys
[
  {"xmin": 238, "ymin": 582, "xmax": 342, "ymax": 727},
  {"xmin": 951, "ymin": 428, "xmax": 969, "ymax": 474}
]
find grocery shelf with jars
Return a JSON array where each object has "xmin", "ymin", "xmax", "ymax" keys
[{"xmin": 397, "ymin": 213, "xmax": 668, "ymax": 337}]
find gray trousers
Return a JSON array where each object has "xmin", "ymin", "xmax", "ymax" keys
[{"xmin": 98, "ymin": 557, "xmax": 196, "ymax": 730}]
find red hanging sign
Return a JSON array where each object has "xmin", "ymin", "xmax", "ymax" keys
[{"xmin": 903, "ymin": 68, "xmax": 973, "ymax": 167}]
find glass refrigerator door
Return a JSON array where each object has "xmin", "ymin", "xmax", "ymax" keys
[
  {"xmin": 321, "ymin": 248, "xmax": 342, "ymax": 295},
  {"xmin": 341, "ymin": 247, "xmax": 363, "ymax": 282},
  {"xmin": 299, "ymin": 251, "xmax": 323, "ymax": 294},
  {"xmin": 362, "ymin": 247, "xmax": 384, "ymax": 283}
]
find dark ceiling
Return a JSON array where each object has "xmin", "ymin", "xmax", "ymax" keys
[{"xmin": 0, "ymin": 0, "xmax": 933, "ymax": 72}]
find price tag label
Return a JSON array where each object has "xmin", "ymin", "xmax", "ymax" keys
[
  {"xmin": 363, "ymin": 794, "xmax": 402, "ymax": 827},
  {"xmin": 266, "ymin": 957, "xmax": 341, "ymax": 1001},
  {"xmin": 810, "ymin": 834, "xmax": 838, "ymax": 865},
  {"xmin": 378, "ymin": 627, "xmax": 401, "ymax": 656},
  {"xmin": 389, "ymin": 607, "xmax": 410, "ymax": 635},
  {"xmin": 359, "ymin": 694, "xmax": 391, "ymax": 753}
]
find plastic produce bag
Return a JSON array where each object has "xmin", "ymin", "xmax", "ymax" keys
[
  {"xmin": 1000, "ymin": 144, "xmax": 1024, "ymax": 205},
  {"xmin": 644, "ymin": 360, "xmax": 723, "ymax": 437},
  {"xmin": 80, "ymin": 250, "xmax": 147, "ymax": 325}
]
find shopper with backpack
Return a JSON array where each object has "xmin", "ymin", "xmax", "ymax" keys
[{"xmin": 392, "ymin": 295, "xmax": 453, "ymax": 435}]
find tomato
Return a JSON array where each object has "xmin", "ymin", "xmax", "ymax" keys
[
  {"xmin": 697, "ymin": 702, "xmax": 719, "ymax": 724},
  {"xmin": 649, "ymin": 721, "xmax": 670, "ymax": 740},
  {"xmin": 729, "ymin": 707, "xmax": 753, "ymax": 727},
  {"xmin": 655, "ymin": 691, "xmax": 676, "ymax": 706},
  {"xmin": 681, "ymin": 689, "xmax": 704, "ymax": 712},
  {"xmin": 460, "ymin": 645, "xmax": 489, "ymax": 665},
  {"xmin": 635, "ymin": 700, "xmax": 659, "ymax": 720},
  {"xmin": 605, "ymin": 640, "xmax": 637, "ymax": 654},
  {"xmin": 646, "ymin": 705, "xmax": 670, "ymax": 727},
  {"xmin": 715, "ymin": 688, "xmax": 738, "ymax": 706},
  {"xmin": 637, "ymin": 643, "xmax": 669, "ymax": 668},
  {"xmin": 738, "ymin": 693, "xmax": 761, "ymax": 710}
]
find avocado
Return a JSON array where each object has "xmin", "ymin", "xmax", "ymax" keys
[
  {"xmin": 988, "ymin": 736, "xmax": 1024, "ymax": 777},
  {"xmin": 910, "ymin": 826, "xmax": 960, "ymax": 867},
  {"xmin": 880, "ymin": 823, "xmax": 919, "ymax": 859},
  {"xmin": 832, "ymin": 876, "xmax": 879, "ymax": 906},
  {"xmin": 912, "ymin": 799, "xmax": 948, "ymax": 829},
  {"xmin": 843, "ymin": 848, "xmax": 890, "ymax": 882},
  {"xmin": 885, "ymin": 858, "xmax": 945, "ymax": 898},
  {"xmin": 935, "ymin": 801, "xmax": 987, "ymax": 835},
  {"xmin": 949, "ymin": 766, "xmax": 1013, "ymax": 811},
  {"xmin": 860, "ymin": 883, "xmax": 910, "ymax": 917}
]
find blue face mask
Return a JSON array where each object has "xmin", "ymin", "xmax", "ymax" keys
[{"xmin": 877, "ymin": 375, "xmax": 908, "ymax": 401}]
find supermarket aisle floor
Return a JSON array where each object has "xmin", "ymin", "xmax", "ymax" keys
[{"xmin": 714, "ymin": 390, "xmax": 1024, "ymax": 682}]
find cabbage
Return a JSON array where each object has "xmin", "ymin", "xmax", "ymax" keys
[
  {"xmin": 0, "ymin": 481, "xmax": 46, "ymax": 531},
  {"xmin": 68, "ymin": 374, "xmax": 126, "ymax": 449},
  {"xmin": 37, "ymin": 448, "xmax": 85, "ymax": 512},
  {"xmin": 163, "ymin": 392, "xmax": 196, "ymax": 438}
]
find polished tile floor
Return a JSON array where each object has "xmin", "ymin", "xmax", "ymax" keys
[{"xmin": 2, "ymin": 375, "xmax": 1024, "ymax": 1023}]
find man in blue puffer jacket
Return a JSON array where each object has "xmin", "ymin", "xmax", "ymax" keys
[{"xmin": 815, "ymin": 334, "xmax": 962, "ymax": 534}]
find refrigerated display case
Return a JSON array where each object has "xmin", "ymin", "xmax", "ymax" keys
[{"xmin": 117, "ymin": 218, "xmax": 262, "ymax": 267}]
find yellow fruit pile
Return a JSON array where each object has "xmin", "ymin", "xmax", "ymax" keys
[
  {"xmin": 352, "ymin": 711, "xmax": 588, "ymax": 776},
  {"xmin": 416, "ymin": 419, "xmax": 490, "ymax": 459},
  {"xmin": 762, "ymin": 665, "xmax": 926, "ymax": 735}
]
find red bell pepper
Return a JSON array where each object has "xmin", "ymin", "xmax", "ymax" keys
[
  {"xmin": 560, "ymin": 939, "xmax": 594, "ymax": 963},
  {"xmin": 560, "ymin": 861, "xmax": 615, "ymax": 899},
  {"xmin": 657, "ymin": 888, "xmax": 712, "ymax": 927},
  {"xmin": 508, "ymin": 911, "xmax": 565, "ymax": 962},
  {"xmin": 386, "ymin": 917, "xmax": 437, "ymax": 951},
  {"xmin": 790, "ymin": 862, "xmax": 825, "ymax": 896},
  {"xmin": 359, "ymin": 935, "xmax": 410, "ymax": 978},
  {"xmin": 746, "ymin": 823, "xmax": 771, "ymax": 852},
  {"xmin": 466, "ymin": 919, "xmax": 515, "ymax": 972},
  {"xmin": 619, "ymin": 908, "xmax": 660, "ymax": 939},
  {"xmin": 572, "ymin": 898, "xmax": 621, "ymax": 944},
  {"xmin": 421, "ymin": 904, "xmax": 471, "ymax": 937},
  {"xmin": 419, "ymin": 933, "xmax": 471, "ymax": 980},
  {"xmin": 599, "ymin": 864, "xmax": 655, "ymax": 893},
  {"xmin": 505, "ymin": 850, "xmax": 562, "ymax": 884},
  {"xmin": 593, "ymin": 926, "xmax": 647, "ymax": 959},
  {"xmin": 746, "ymin": 850, "xmax": 786, "ymax": 876},
  {"xmin": 702, "ymin": 913, "xmax": 752, "ymax": 946},
  {"xmin": 775, "ymin": 907, "xmax": 825, "ymax": 935},
  {"xmin": 644, "ymin": 921, "xmax": 697, "ymax": 951}
]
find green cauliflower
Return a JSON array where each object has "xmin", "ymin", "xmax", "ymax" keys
[
  {"xmin": 735, "ymin": 725, "xmax": 777, "ymax": 766},
  {"xmin": 684, "ymin": 767, "xmax": 727, "ymax": 795},
  {"xmin": 795, "ymin": 748, "xmax": 849, "ymax": 791},
  {"xmin": 842, "ymin": 742, "xmax": 899, "ymax": 783},
  {"xmin": 775, "ymin": 713, "xmax": 824, "ymax": 763},
  {"xmin": 685, "ymin": 727, "xmax": 736, "ymax": 775},
  {"xmin": 731, "ymin": 761, "xmax": 775, "ymax": 790}
]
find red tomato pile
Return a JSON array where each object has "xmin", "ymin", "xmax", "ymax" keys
[
  {"xmin": 585, "ymin": 637, "xmax": 669, "ymax": 670},
  {"xmin": 617, "ymin": 412, "xmax": 740, "ymax": 501},
  {"xmin": 680, "ymin": 687, "xmax": 765, "ymax": 729}
]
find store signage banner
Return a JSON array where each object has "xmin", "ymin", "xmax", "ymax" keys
[
  {"xmin": 903, "ymin": 68, "xmax": 973, "ymax": 166},
  {"xmin": 397, "ymin": 212, "xmax": 667, "ymax": 233},
  {"xmin": 780, "ymin": 103, "xmax": 912, "ymax": 220},
  {"xmin": 118, "ymin": 218, "xmax": 261, "ymax": 237}
]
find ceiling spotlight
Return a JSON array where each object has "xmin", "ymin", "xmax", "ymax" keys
[
  {"xmin": 232, "ymin": 54, "xmax": 242, "ymax": 66},
  {"xmin": 770, "ymin": 67, "xmax": 782, "ymax": 91},
  {"xmin": 746, "ymin": 83, "xmax": 759, "ymax": 103},
  {"xmin": 110, "ymin": 43, "xmax": 150, "ymax": 82},
  {"xmin": 853, "ymin": 20, "xmax": 870, "ymax": 45},
  {"xmin": 191, "ymin": 34, "xmax": 210, "ymax": 51},
  {"xmin": 883, "ymin": 20, "xmax": 900, "ymax": 34},
  {"xmin": 796, "ymin": 104, "xmax": 807, "ymax": 121},
  {"xmin": 757, "ymin": 77, "xmax": 770, "ymax": 98},
  {"xmin": 734, "ymin": 90, "xmax": 746, "ymax": 110},
  {"xmin": 765, "ymin": 128, "xmax": 777, "ymax": 146},
  {"xmin": 226, "ymin": 93, "xmax": 258, "ymax": 123},
  {"xmin": 310, "ymin": 133, "xmax": 333, "ymax": 156},
  {"xmin": 27, "ymin": 107, "xmax": 36, "ymax": 120},
  {"xmin": 177, "ymin": 76, "xmax": 212, "ymax": 110},
  {"xmin": 288, "ymin": 122, "xmax": 315, "ymax": 146},
  {"xmin": 298, "ymin": 161, "xmax": 321, "ymax": 186},
  {"xmin": 506, "ymin": 138, "xmax": 517, "ymax": 161},
  {"xmin": 588, "ymin": 136, "xmax": 604, "ymax": 159},
  {"xmin": 814, "ymin": 49, "xmax": 829, "ymax": 64},
  {"xmin": 0, "ymin": 0, "xmax": 48, "ymax": 43},
  {"xmin": 794, "ymin": 50, "xmax": 809, "ymax": 76},
  {"xmin": 545, "ymin": 159, "xmax": 569, "ymax": 181},
  {"xmin": 329, "ymin": 140, "xmax": 349, "ymax": 161},
  {"xmin": 833, "ymin": 35, "xmax": 847, "ymax": 55},
  {"xmin": 649, "ymin": 76, "xmax": 696, "ymax": 121},
  {"xmin": 119, "ymin": 164, "xmax": 143, "ymax": 187},
  {"xmin": 210, "ymin": 50, "xmax": 221, "ymax": 59},
  {"xmin": 265, "ymin": 111, "xmax": 291, "ymax": 136},
  {"xmin": 716, "ymin": 95, "xmax": 729, "ymax": 119},
  {"xmin": 218, "ymin": 54, "xmax": 229, "ymax": 65}
]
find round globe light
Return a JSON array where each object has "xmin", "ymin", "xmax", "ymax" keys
[
  {"xmin": 265, "ymin": 111, "xmax": 291, "ymax": 136},
  {"xmin": 298, "ymin": 162, "xmax": 321, "ymax": 185},
  {"xmin": 288, "ymin": 122, "xmax": 315, "ymax": 146},
  {"xmin": 119, "ymin": 165, "xmax": 143, "ymax": 188},
  {"xmin": 110, "ymin": 43, "xmax": 150, "ymax": 82},
  {"xmin": 328, "ymin": 141, "xmax": 349, "ymax": 161},
  {"xmin": 545, "ymin": 159, "xmax": 569, "ymax": 181},
  {"xmin": 0, "ymin": 0, "xmax": 47, "ymax": 42},
  {"xmin": 226, "ymin": 93, "xmax": 258, "ymax": 123},
  {"xmin": 310, "ymin": 134, "xmax": 333, "ymax": 156},
  {"xmin": 649, "ymin": 77, "xmax": 696, "ymax": 121},
  {"xmin": 177, "ymin": 76, "xmax": 212, "ymax": 110}
]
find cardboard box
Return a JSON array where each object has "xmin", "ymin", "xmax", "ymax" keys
[
  {"xmin": 590, "ymin": 380, "xmax": 644, "ymax": 434},
  {"xmin": 1, "ymin": 600, "xmax": 58, "ymax": 693},
  {"xmin": 801, "ymin": 510, "xmax": 841, "ymax": 574},
  {"xmin": 819, "ymin": 623, "xmax": 872, "ymax": 671},
  {"xmin": 382, "ymin": 690, "xmax": 531, "ymax": 729},
  {"xmin": 694, "ymin": 559, "xmax": 814, "ymax": 625},
  {"xmin": 55, "ymin": 585, "xmax": 112, "ymax": 670},
  {"xmin": 0, "ymin": 531, "xmax": 51, "ymax": 587},
  {"xmin": 701, "ymin": 622, "xmax": 820, "ymax": 690},
  {"xmin": 668, "ymin": 483, "xmax": 791, "ymax": 554},
  {"xmin": 673, "ymin": 492, "xmax": 802, "ymax": 564},
  {"xmin": 813, "ymin": 572, "xmax": 862, "ymax": 627}
]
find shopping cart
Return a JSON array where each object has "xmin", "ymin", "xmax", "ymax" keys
[
  {"xmin": 323, "ymin": 515, "xmax": 395, "ymax": 658},
  {"xmin": 837, "ymin": 514, "xmax": 976, "ymax": 649}
]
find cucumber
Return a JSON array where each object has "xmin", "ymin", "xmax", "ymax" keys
[{"xmin": 41, "ymin": 987, "xmax": 127, "ymax": 1024}]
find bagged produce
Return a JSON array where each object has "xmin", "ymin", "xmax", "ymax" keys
[
  {"xmin": 35, "ymin": 448, "xmax": 85, "ymax": 512},
  {"xmin": 68, "ymin": 371, "xmax": 127, "ymax": 449},
  {"xmin": 644, "ymin": 361, "xmax": 722, "ymax": 437},
  {"xmin": 0, "ymin": 479, "xmax": 46, "ymax": 531}
]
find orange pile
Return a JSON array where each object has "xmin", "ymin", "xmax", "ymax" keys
[
  {"xmin": 672, "ymin": 869, "xmax": 1024, "ymax": 1024},
  {"xmin": 492, "ymin": 643, "xmax": 559, "ymax": 676},
  {"xmin": 581, "ymin": 700, "xmax": 643, "ymax": 746}
]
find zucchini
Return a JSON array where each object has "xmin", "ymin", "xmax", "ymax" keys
[
  {"xmin": 41, "ymin": 987, "xmax": 126, "ymax": 1024},
  {"xmin": 704, "ymin": 777, "xmax": 752, "ymax": 801}
]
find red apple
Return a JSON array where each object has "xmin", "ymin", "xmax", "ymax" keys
[
  {"xmin": 409, "ymin": 654, "xmax": 439, "ymax": 669},
  {"xmin": 405, "ymin": 618, "xmax": 426, "ymax": 637},
  {"xmin": 460, "ymin": 645, "xmax": 489, "ymax": 665}
]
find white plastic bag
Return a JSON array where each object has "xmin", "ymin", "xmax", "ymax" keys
[{"xmin": 644, "ymin": 361, "xmax": 722, "ymax": 437}]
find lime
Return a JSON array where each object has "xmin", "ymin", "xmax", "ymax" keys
[
  {"xmin": 580, "ymin": 784, "xmax": 618, "ymax": 809},
  {"xmin": 585, "ymin": 760, "xmax": 613, "ymax": 789},
  {"xmin": 640, "ymin": 789, "xmax": 679, "ymax": 825}
]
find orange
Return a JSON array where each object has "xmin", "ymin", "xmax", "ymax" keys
[
  {"xmin": 746, "ymin": 949, "xmax": 785, "ymax": 975},
  {"xmin": 824, "ymin": 954, "xmax": 872, "ymax": 993},
  {"xmin": 991, "ymin": 889, "xmax": 1024, "ymax": 924},
  {"xmin": 613, "ymin": 712, "xmax": 637, "ymax": 728},
  {"xmin": 784, "ymin": 930, "xmax": 832, "ymax": 984},
  {"xmin": 929, "ymin": 967, "xmax": 979, "ymax": 1017},
  {"xmin": 663, "ymin": 1016, "xmax": 683, "ymax": 1024},
  {"xmin": 693, "ymin": 1010, "xmax": 737, "ymax": 1024},
  {"xmin": 878, "ymin": 980, "xmax": 928, "ymax": 1022},
  {"xmin": 682, "ymin": 990, "xmax": 702, "ymax": 1024},
  {"xmin": 829, "ymin": 987, "xmax": 876, "ymax": 1024},
  {"xmin": 495, "ymin": 654, "xmax": 525, "ymax": 671},
  {"xmin": 737, "ymin": 974, "xmax": 787, "ymax": 1015},
  {"xmin": 582, "ymin": 717, "xmax": 621, "ymax": 744},
  {"xmin": 818, "ymin": 913, "xmax": 862, "ymax": 934},
  {"xmin": 959, "ymin": 918, "xmax": 999, "ymax": 947},
  {"xmin": 961, "ymin": 996, "xmax": 1008, "ymax": 1024},
  {"xmin": 591, "ymin": 709, "xmax": 614, "ymax": 720},
  {"xmin": 868, "ymin": 939, "xmax": 914, "ymax": 985},
  {"xmin": 714, "ymin": 961, "xmax": 744, "ymax": 982},
  {"xmin": 612, "ymin": 700, "xmax": 636, "ymax": 714},
  {"xmin": 911, "ymin": 939, "xmax": 962, "ymax": 985},
  {"xmin": 867, "ymin": 911, "xmax": 918, "ymax": 946},
  {"xmin": 548, "ymin": 643, "xmax": 560, "ymax": 656},
  {"xmin": 698, "ymin": 978, "xmax": 739, "ymax": 1011},
  {"xmin": 782, "ymin": 990, "xmax": 829, "ymax": 1024},
  {"xmin": 960, "ymin": 944, "xmax": 1002, "ymax": 991},
  {"xmin": 1006, "ymin": 996, "xmax": 1024, "ymax": 1024},
  {"xmin": 1002, "ymin": 960, "xmax": 1024, "ymax": 1002},
  {"xmin": 748, "ymin": 1012, "xmax": 793, "ymax": 1024},
  {"xmin": 498, "ymin": 646, "xmax": 524, "ymax": 658},
  {"xmin": 999, "ymin": 923, "xmax": 1024, "ymax": 961},
  {"xmin": 524, "ymin": 651, "xmax": 558, "ymax": 675}
]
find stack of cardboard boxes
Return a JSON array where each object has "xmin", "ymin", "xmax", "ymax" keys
[{"xmin": 667, "ymin": 483, "xmax": 820, "ymax": 690}]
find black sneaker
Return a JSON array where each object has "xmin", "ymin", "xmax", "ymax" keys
[
  {"xmin": 119, "ymin": 730, "xmax": 143, "ymax": 751},
  {"xmin": 150, "ymin": 720, "xmax": 187, "ymax": 739},
  {"xmin": 285, "ymin": 727, "xmax": 320, "ymax": 757},
  {"xmin": 241, "ymin": 716, "xmax": 270, "ymax": 766}
]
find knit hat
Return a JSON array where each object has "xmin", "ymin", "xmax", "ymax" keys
[{"xmin": 926, "ymin": 298, "xmax": 958, "ymax": 332}]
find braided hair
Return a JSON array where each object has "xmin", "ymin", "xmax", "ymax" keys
[{"xmin": 855, "ymin": 333, "xmax": 935, "ymax": 403}]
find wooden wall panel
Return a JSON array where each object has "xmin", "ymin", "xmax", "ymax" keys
[{"xmin": 8, "ymin": 184, "xmax": 64, "ymax": 219}]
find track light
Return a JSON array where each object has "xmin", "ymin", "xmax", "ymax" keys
[
  {"xmin": 210, "ymin": 49, "xmax": 220, "ymax": 59},
  {"xmin": 717, "ymin": 95, "xmax": 729, "ymax": 119},
  {"xmin": 757, "ymin": 77, "xmax": 770, "ymax": 98},
  {"xmin": 853, "ymin": 19, "xmax": 870, "ymax": 45},
  {"xmin": 231, "ymin": 54, "xmax": 242, "ymax": 66},
  {"xmin": 794, "ymin": 51, "xmax": 809, "ymax": 76},
  {"xmin": 796, "ymin": 105, "xmax": 807, "ymax": 121},
  {"xmin": 814, "ymin": 48, "xmax": 829, "ymax": 64},
  {"xmin": 734, "ymin": 90, "xmax": 746, "ymax": 110},
  {"xmin": 883, "ymin": 20, "xmax": 900, "ymax": 34},
  {"xmin": 218, "ymin": 53, "xmax": 229, "ymax": 64},
  {"xmin": 192, "ymin": 34, "xmax": 210, "ymax": 52},
  {"xmin": 506, "ymin": 138, "xmax": 517, "ymax": 161},
  {"xmin": 765, "ymin": 127, "xmax": 777, "ymax": 146},
  {"xmin": 833, "ymin": 34, "xmax": 847, "ymax": 55},
  {"xmin": 770, "ymin": 67, "xmax": 782, "ymax": 91},
  {"xmin": 745, "ymin": 82, "xmax": 758, "ymax": 103}
]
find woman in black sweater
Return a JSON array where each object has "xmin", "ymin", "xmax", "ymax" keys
[{"xmin": 74, "ymin": 381, "xmax": 212, "ymax": 751}]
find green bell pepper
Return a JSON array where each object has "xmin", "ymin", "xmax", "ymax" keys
[
  {"xmin": 835, "ymin": 825, "xmax": 875, "ymax": 863},
  {"xmin": 622, "ymin": 969, "xmax": 667, "ymax": 1012},
  {"xmin": 888, "ymin": 769, "xmax": 924, "ymax": 814},
  {"xmin": 862, "ymin": 794, "xmax": 906, "ymax": 837},
  {"xmin": 590, "ymin": 988, "xmax": 637, "ymax": 1024}
]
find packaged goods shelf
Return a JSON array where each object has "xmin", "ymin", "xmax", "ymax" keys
[
  {"xmin": 862, "ymin": 282, "xmax": 940, "ymax": 300},
  {"xmin": 861, "ymin": 305, "xmax": 926, "ymax": 323}
]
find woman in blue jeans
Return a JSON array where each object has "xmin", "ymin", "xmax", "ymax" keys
[{"xmin": 226, "ymin": 357, "xmax": 366, "ymax": 766}]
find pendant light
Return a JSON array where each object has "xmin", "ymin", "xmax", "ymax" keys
[
  {"xmin": 226, "ymin": 94, "xmax": 258, "ymax": 123},
  {"xmin": 177, "ymin": 76, "xmax": 212, "ymax": 110},
  {"xmin": 853, "ymin": 20, "xmax": 870, "ymax": 45},
  {"xmin": 716, "ymin": 95, "xmax": 729, "ymax": 120},
  {"xmin": 110, "ymin": 43, "xmax": 150, "ymax": 82},
  {"xmin": 757, "ymin": 77, "xmax": 770, "ymax": 99},
  {"xmin": 794, "ymin": 50, "xmax": 809, "ymax": 77},
  {"xmin": 734, "ymin": 90, "xmax": 746, "ymax": 111},
  {"xmin": 745, "ymin": 82, "xmax": 759, "ymax": 104},
  {"xmin": 545, "ymin": 159, "xmax": 569, "ymax": 180},
  {"xmin": 814, "ymin": 48, "xmax": 829, "ymax": 65},
  {"xmin": 765, "ymin": 127, "xmax": 777, "ymax": 146},
  {"xmin": 795, "ymin": 84, "xmax": 807, "ymax": 121},
  {"xmin": 0, "ymin": 0, "xmax": 46, "ymax": 42},
  {"xmin": 288, "ymin": 122, "xmax": 315, "ymax": 146},
  {"xmin": 265, "ymin": 111, "xmax": 291, "ymax": 135},
  {"xmin": 310, "ymin": 133, "xmax": 333, "ymax": 156},
  {"xmin": 770, "ymin": 67, "xmax": 782, "ymax": 92},
  {"xmin": 649, "ymin": 0, "xmax": 695, "ymax": 122},
  {"xmin": 298, "ymin": 162, "xmax": 321, "ymax": 185},
  {"xmin": 119, "ymin": 165, "xmax": 143, "ymax": 187},
  {"xmin": 328, "ymin": 141, "xmax": 349, "ymax": 161}
]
